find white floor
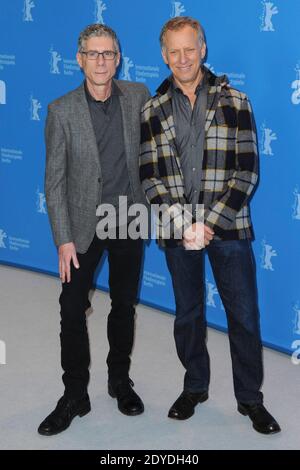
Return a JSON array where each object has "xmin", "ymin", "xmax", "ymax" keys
[{"xmin": 0, "ymin": 265, "xmax": 299, "ymax": 450}]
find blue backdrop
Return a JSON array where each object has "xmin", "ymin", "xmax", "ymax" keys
[{"xmin": 0, "ymin": 0, "xmax": 299, "ymax": 356}]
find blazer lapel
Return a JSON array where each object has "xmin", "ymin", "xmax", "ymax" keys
[
  {"xmin": 118, "ymin": 92, "xmax": 132, "ymax": 166},
  {"xmin": 73, "ymin": 84, "xmax": 100, "ymax": 170}
]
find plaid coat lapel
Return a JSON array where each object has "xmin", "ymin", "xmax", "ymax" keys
[
  {"xmin": 153, "ymin": 80, "xmax": 183, "ymax": 179},
  {"xmin": 153, "ymin": 86, "xmax": 177, "ymax": 151},
  {"xmin": 204, "ymin": 70, "xmax": 228, "ymax": 133}
]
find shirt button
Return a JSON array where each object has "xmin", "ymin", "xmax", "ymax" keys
[
  {"xmin": 191, "ymin": 144, "xmax": 195, "ymax": 148},
  {"xmin": 192, "ymin": 167, "xmax": 196, "ymax": 172}
]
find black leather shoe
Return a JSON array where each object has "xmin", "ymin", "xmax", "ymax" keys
[
  {"xmin": 168, "ymin": 390, "xmax": 209, "ymax": 420},
  {"xmin": 108, "ymin": 378, "xmax": 144, "ymax": 416},
  {"xmin": 238, "ymin": 402, "xmax": 281, "ymax": 434},
  {"xmin": 38, "ymin": 394, "xmax": 91, "ymax": 436}
]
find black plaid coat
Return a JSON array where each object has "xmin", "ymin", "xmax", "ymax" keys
[{"xmin": 139, "ymin": 67, "xmax": 258, "ymax": 245}]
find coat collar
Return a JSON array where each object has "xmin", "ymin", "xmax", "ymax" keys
[{"xmin": 154, "ymin": 66, "xmax": 229, "ymax": 136}]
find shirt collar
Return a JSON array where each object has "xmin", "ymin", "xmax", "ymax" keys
[
  {"xmin": 171, "ymin": 67, "xmax": 208, "ymax": 96},
  {"xmin": 84, "ymin": 79, "xmax": 122, "ymax": 102}
]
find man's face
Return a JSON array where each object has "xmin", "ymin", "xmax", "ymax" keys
[
  {"xmin": 76, "ymin": 36, "xmax": 120, "ymax": 87},
  {"xmin": 162, "ymin": 25, "xmax": 206, "ymax": 87}
]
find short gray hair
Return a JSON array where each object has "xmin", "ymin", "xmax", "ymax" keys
[
  {"xmin": 78, "ymin": 24, "xmax": 120, "ymax": 53},
  {"xmin": 160, "ymin": 16, "xmax": 206, "ymax": 50}
]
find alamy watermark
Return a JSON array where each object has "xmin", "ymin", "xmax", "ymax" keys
[{"xmin": 95, "ymin": 196, "xmax": 205, "ymax": 245}]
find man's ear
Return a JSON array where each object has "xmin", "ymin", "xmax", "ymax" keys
[
  {"xmin": 161, "ymin": 48, "xmax": 169, "ymax": 66},
  {"xmin": 76, "ymin": 52, "xmax": 83, "ymax": 69},
  {"xmin": 200, "ymin": 43, "xmax": 207, "ymax": 61}
]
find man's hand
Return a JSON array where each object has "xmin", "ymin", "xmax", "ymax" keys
[
  {"xmin": 183, "ymin": 223, "xmax": 214, "ymax": 250},
  {"xmin": 58, "ymin": 242, "xmax": 80, "ymax": 283}
]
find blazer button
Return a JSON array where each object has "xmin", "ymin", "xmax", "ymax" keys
[{"xmin": 97, "ymin": 177, "xmax": 101, "ymax": 183}]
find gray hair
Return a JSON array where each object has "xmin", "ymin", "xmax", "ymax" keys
[
  {"xmin": 160, "ymin": 16, "xmax": 206, "ymax": 50},
  {"xmin": 78, "ymin": 23, "xmax": 120, "ymax": 53}
]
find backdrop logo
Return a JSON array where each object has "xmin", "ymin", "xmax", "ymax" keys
[
  {"xmin": 260, "ymin": 1, "xmax": 278, "ymax": 32},
  {"xmin": 0, "ymin": 229, "xmax": 7, "ymax": 248},
  {"xmin": 36, "ymin": 187, "xmax": 47, "ymax": 214},
  {"xmin": 206, "ymin": 279, "xmax": 218, "ymax": 308},
  {"xmin": 0, "ymin": 340, "xmax": 6, "ymax": 365},
  {"xmin": 1, "ymin": 148, "xmax": 23, "ymax": 164},
  {"xmin": 121, "ymin": 55, "xmax": 134, "ymax": 81},
  {"xmin": 143, "ymin": 271, "xmax": 166, "ymax": 289},
  {"xmin": 206, "ymin": 65, "xmax": 246, "ymax": 87},
  {"xmin": 49, "ymin": 47, "xmax": 79, "ymax": 76},
  {"xmin": 0, "ymin": 80, "xmax": 6, "ymax": 104},
  {"xmin": 49, "ymin": 46, "xmax": 62, "ymax": 74},
  {"xmin": 171, "ymin": 1, "xmax": 186, "ymax": 17},
  {"xmin": 30, "ymin": 95, "xmax": 41, "ymax": 121},
  {"xmin": 0, "ymin": 233, "xmax": 30, "ymax": 251},
  {"xmin": 0, "ymin": 54, "xmax": 16, "ymax": 71},
  {"xmin": 260, "ymin": 239, "xmax": 277, "ymax": 271},
  {"xmin": 120, "ymin": 55, "xmax": 159, "ymax": 84},
  {"xmin": 292, "ymin": 187, "xmax": 300, "ymax": 220},
  {"xmin": 293, "ymin": 303, "xmax": 300, "ymax": 335},
  {"xmin": 23, "ymin": 0, "xmax": 35, "ymax": 22},
  {"xmin": 94, "ymin": 0, "xmax": 107, "ymax": 24},
  {"xmin": 291, "ymin": 63, "xmax": 300, "ymax": 105},
  {"xmin": 260, "ymin": 122, "xmax": 277, "ymax": 156}
]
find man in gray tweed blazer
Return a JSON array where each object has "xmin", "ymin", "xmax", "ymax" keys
[{"xmin": 38, "ymin": 24, "xmax": 150, "ymax": 436}]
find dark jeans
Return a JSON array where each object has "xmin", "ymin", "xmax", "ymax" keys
[
  {"xmin": 59, "ymin": 233, "xmax": 143, "ymax": 399},
  {"xmin": 165, "ymin": 239, "xmax": 264, "ymax": 404}
]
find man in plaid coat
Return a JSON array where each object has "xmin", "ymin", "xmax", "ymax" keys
[{"xmin": 139, "ymin": 16, "xmax": 280, "ymax": 434}]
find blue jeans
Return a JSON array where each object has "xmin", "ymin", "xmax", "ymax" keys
[{"xmin": 165, "ymin": 239, "xmax": 264, "ymax": 404}]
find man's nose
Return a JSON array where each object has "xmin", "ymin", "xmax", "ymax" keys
[
  {"xmin": 96, "ymin": 53, "xmax": 105, "ymax": 64},
  {"xmin": 178, "ymin": 51, "xmax": 188, "ymax": 63}
]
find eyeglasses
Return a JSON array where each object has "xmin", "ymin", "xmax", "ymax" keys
[{"xmin": 81, "ymin": 50, "xmax": 118, "ymax": 60}]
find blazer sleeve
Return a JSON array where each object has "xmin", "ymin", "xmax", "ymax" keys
[
  {"xmin": 44, "ymin": 105, "xmax": 73, "ymax": 248},
  {"xmin": 204, "ymin": 96, "xmax": 259, "ymax": 236}
]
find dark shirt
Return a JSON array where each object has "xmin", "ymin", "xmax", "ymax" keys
[
  {"xmin": 84, "ymin": 81, "xmax": 133, "ymax": 225},
  {"xmin": 171, "ymin": 72, "xmax": 208, "ymax": 216}
]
